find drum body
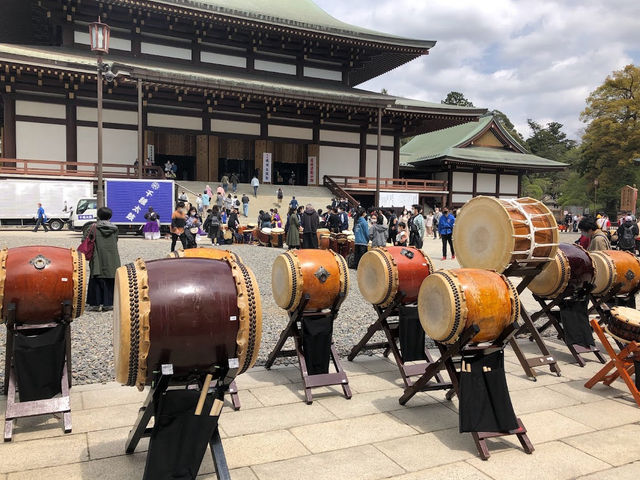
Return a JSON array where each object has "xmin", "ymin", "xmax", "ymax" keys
[
  {"xmin": 168, "ymin": 248, "xmax": 239, "ymax": 262},
  {"xmin": 272, "ymin": 249, "xmax": 348, "ymax": 312},
  {"xmin": 316, "ymin": 228, "xmax": 330, "ymax": 246},
  {"xmin": 114, "ymin": 256, "xmax": 262, "ymax": 390},
  {"xmin": 358, "ymin": 247, "xmax": 434, "ymax": 307},
  {"xmin": 319, "ymin": 234, "xmax": 331, "ymax": 250},
  {"xmin": 270, "ymin": 228, "xmax": 285, "ymax": 248},
  {"xmin": 607, "ymin": 306, "xmax": 640, "ymax": 344},
  {"xmin": 0, "ymin": 246, "xmax": 86, "ymax": 323},
  {"xmin": 528, "ymin": 243, "xmax": 595, "ymax": 299},
  {"xmin": 243, "ymin": 229, "xmax": 255, "ymax": 244},
  {"xmin": 258, "ymin": 228, "xmax": 272, "ymax": 246},
  {"xmin": 418, "ymin": 268, "xmax": 519, "ymax": 344},
  {"xmin": 330, "ymin": 234, "xmax": 351, "ymax": 258},
  {"xmin": 590, "ymin": 250, "xmax": 640, "ymax": 296},
  {"xmin": 452, "ymin": 196, "xmax": 558, "ymax": 273}
]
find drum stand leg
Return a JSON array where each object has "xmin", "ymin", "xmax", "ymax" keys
[
  {"xmin": 347, "ymin": 294, "xmax": 448, "ymax": 390},
  {"xmin": 3, "ymin": 302, "xmax": 73, "ymax": 442},
  {"xmin": 227, "ymin": 380, "xmax": 241, "ymax": 411},
  {"xmin": 532, "ymin": 296, "xmax": 605, "ymax": 367},
  {"xmin": 585, "ymin": 321, "xmax": 640, "ymax": 408},
  {"xmin": 265, "ymin": 294, "xmax": 351, "ymax": 404}
]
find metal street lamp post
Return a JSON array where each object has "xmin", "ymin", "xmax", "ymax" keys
[
  {"xmin": 593, "ymin": 178, "xmax": 599, "ymax": 213},
  {"xmin": 89, "ymin": 18, "xmax": 111, "ymax": 208}
]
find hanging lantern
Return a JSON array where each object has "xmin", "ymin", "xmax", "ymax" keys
[{"xmin": 89, "ymin": 17, "xmax": 111, "ymax": 54}]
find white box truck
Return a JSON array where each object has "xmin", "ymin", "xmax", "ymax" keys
[{"xmin": 0, "ymin": 179, "xmax": 93, "ymax": 230}]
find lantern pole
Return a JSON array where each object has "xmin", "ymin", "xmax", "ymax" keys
[{"xmin": 97, "ymin": 54, "xmax": 104, "ymax": 208}]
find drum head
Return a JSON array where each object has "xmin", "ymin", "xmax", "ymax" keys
[
  {"xmin": 261, "ymin": 228, "xmax": 272, "ymax": 234},
  {"xmin": 272, "ymin": 253, "xmax": 296, "ymax": 309},
  {"xmin": 418, "ymin": 272, "xmax": 466, "ymax": 343},
  {"xmin": 590, "ymin": 252, "xmax": 614, "ymax": 295},
  {"xmin": 452, "ymin": 196, "xmax": 514, "ymax": 272},
  {"xmin": 611, "ymin": 306, "xmax": 640, "ymax": 326},
  {"xmin": 357, "ymin": 250, "xmax": 394, "ymax": 305},
  {"xmin": 272, "ymin": 228, "xmax": 285, "ymax": 234},
  {"xmin": 528, "ymin": 251, "xmax": 567, "ymax": 298},
  {"xmin": 113, "ymin": 267, "xmax": 129, "ymax": 385}
]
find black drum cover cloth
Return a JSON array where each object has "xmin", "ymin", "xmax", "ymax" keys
[
  {"xmin": 13, "ymin": 325, "xmax": 66, "ymax": 402},
  {"xmin": 302, "ymin": 317, "xmax": 333, "ymax": 375},
  {"xmin": 458, "ymin": 350, "xmax": 518, "ymax": 433},
  {"xmin": 635, "ymin": 361, "xmax": 640, "ymax": 391},
  {"xmin": 398, "ymin": 306, "xmax": 427, "ymax": 362},
  {"xmin": 559, "ymin": 299, "xmax": 595, "ymax": 349},
  {"xmin": 144, "ymin": 390, "xmax": 218, "ymax": 480}
]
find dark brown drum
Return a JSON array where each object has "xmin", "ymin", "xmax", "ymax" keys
[
  {"xmin": 257, "ymin": 228, "xmax": 272, "ymax": 246},
  {"xmin": 114, "ymin": 256, "xmax": 262, "ymax": 390},
  {"xmin": 0, "ymin": 246, "xmax": 87, "ymax": 323},
  {"xmin": 528, "ymin": 243, "xmax": 596, "ymax": 299}
]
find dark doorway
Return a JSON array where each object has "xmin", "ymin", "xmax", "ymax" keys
[
  {"xmin": 155, "ymin": 154, "xmax": 196, "ymax": 181},
  {"xmin": 273, "ymin": 142, "xmax": 307, "ymax": 186}
]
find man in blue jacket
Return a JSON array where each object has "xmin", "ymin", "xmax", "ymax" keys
[
  {"xmin": 438, "ymin": 207, "xmax": 455, "ymax": 260},
  {"xmin": 353, "ymin": 208, "xmax": 369, "ymax": 268},
  {"xmin": 33, "ymin": 203, "xmax": 48, "ymax": 232}
]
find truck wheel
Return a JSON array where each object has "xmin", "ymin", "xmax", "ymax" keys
[
  {"xmin": 82, "ymin": 222, "xmax": 95, "ymax": 237},
  {"xmin": 49, "ymin": 219, "xmax": 64, "ymax": 231}
]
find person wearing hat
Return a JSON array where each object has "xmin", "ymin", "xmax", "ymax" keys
[{"xmin": 617, "ymin": 215, "xmax": 639, "ymax": 253}]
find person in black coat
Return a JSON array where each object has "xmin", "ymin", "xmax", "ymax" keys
[
  {"xmin": 301, "ymin": 204, "xmax": 320, "ymax": 249},
  {"xmin": 328, "ymin": 207, "xmax": 341, "ymax": 233}
]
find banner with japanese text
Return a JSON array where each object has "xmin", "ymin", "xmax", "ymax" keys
[
  {"xmin": 105, "ymin": 179, "xmax": 174, "ymax": 224},
  {"xmin": 307, "ymin": 156, "xmax": 317, "ymax": 185},
  {"xmin": 262, "ymin": 152, "xmax": 272, "ymax": 183}
]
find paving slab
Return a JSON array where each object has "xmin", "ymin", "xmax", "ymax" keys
[
  {"xmin": 546, "ymin": 379, "xmax": 627, "ymax": 403},
  {"xmin": 249, "ymin": 382, "xmax": 346, "ymax": 406},
  {"xmin": 563, "ymin": 423, "xmax": 640, "ymax": 467},
  {"xmin": 555, "ymin": 398, "xmax": 640, "ymax": 430},
  {"xmin": 71, "ymin": 403, "xmax": 142, "ymax": 433},
  {"xmin": 346, "ymin": 370, "xmax": 404, "ymax": 393},
  {"xmin": 0, "ymin": 434, "xmax": 89, "ymax": 474},
  {"xmin": 223, "ymin": 430, "xmax": 309, "ymax": 469},
  {"xmin": 389, "ymin": 402, "xmax": 459, "ymax": 433},
  {"xmin": 500, "ymin": 409, "xmax": 594, "ymax": 446},
  {"xmin": 198, "ymin": 467, "xmax": 258, "ymax": 479},
  {"xmin": 81, "ymin": 386, "xmax": 148, "ymax": 410},
  {"xmin": 87, "ymin": 426, "xmax": 148, "ymax": 461},
  {"xmin": 384, "ymin": 461, "xmax": 492, "ymax": 480},
  {"xmin": 224, "ymin": 388, "xmax": 264, "ymax": 410},
  {"xmin": 251, "ymin": 444, "xmax": 404, "ymax": 480},
  {"xmin": 468, "ymin": 440, "xmax": 611, "ymax": 480},
  {"xmin": 233, "ymin": 370, "xmax": 292, "ymax": 390},
  {"xmin": 290, "ymin": 413, "xmax": 417, "ymax": 453},
  {"xmin": 508, "ymin": 386, "xmax": 580, "ymax": 414},
  {"xmin": 577, "ymin": 461, "xmax": 640, "ymax": 480},
  {"xmin": 316, "ymin": 388, "xmax": 436, "ymax": 419}
]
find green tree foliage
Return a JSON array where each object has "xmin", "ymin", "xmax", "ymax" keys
[
  {"xmin": 441, "ymin": 91, "xmax": 474, "ymax": 107},
  {"xmin": 578, "ymin": 64, "xmax": 640, "ymax": 213},
  {"xmin": 491, "ymin": 109, "xmax": 527, "ymax": 147}
]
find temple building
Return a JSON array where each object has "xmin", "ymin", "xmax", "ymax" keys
[
  {"xmin": 400, "ymin": 114, "xmax": 567, "ymax": 208},
  {"xmin": 0, "ymin": 0, "xmax": 485, "ymax": 193}
]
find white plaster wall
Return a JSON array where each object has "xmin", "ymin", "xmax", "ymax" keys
[
  {"xmin": 477, "ymin": 173, "xmax": 497, "ymax": 193},
  {"xmin": 77, "ymin": 126, "xmax": 137, "ymax": 169},
  {"xmin": 16, "ymin": 100, "xmax": 65, "ymax": 119},
  {"xmin": 365, "ymin": 149, "xmax": 393, "ymax": 179},
  {"xmin": 74, "ymin": 31, "xmax": 131, "ymax": 51},
  {"xmin": 16, "ymin": 122, "xmax": 66, "ymax": 162},
  {"xmin": 366, "ymin": 134, "xmax": 394, "ymax": 147},
  {"xmin": 76, "ymin": 107, "xmax": 138, "ymax": 125},
  {"xmin": 147, "ymin": 113, "xmax": 201, "ymax": 131},
  {"xmin": 452, "ymin": 193, "xmax": 473, "ymax": 204},
  {"xmin": 268, "ymin": 124, "xmax": 313, "ymax": 141},
  {"xmin": 254, "ymin": 59, "xmax": 296, "ymax": 75},
  {"xmin": 319, "ymin": 129, "xmax": 359, "ymax": 144},
  {"xmin": 212, "ymin": 119, "xmax": 260, "ymax": 136},
  {"xmin": 319, "ymin": 146, "xmax": 359, "ymax": 178},
  {"xmin": 500, "ymin": 174, "xmax": 519, "ymax": 194},
  {"xmin": 141, "ymin": 42, "xmax": 191, "ymax": 60},
  {"xmin": 303, "ymin": 66, "xmax": 342, "ymax": 81},
  {"xmin": 453, "ymin": 171, "xmax": 474, "ymax": 192},
  {"xmin": 201, "ymin": 51, "xmax": 246, "ymax": 68}
]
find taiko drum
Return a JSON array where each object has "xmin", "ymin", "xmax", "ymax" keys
[
  {"xmin": 590, "ymin": 250, "xmax": 640, "ymax": 297},
  {"xmin": 418, "ymin": 269, "xmax": 520, "ymax": 344},
  {"xmin": 358, "ymin": 246, "xmax": 435, "ymax": 308},
  {"xmin": 452, "ymin": 196, "xmax": 558, "ymax": 273},
  {"xmin": 257, "ymin": 228, "xmax": 272, "ymax": 246},
  {"xmin": 113, "ymin": 256, "xmax": 262, "ymax": 390},
  {"xmin": 528, "ymin": 243, "xmax": 596, "ymax": 299},
  {"xmin": 272, "ymin": 249, "xmax": 349, "ymax": 312},
  {"xmin": 168, "ymin": 247, "xmax": 239, "ymax": 261},
  {"xmin": 270, "ymin": 228, "xmax": 285, "ymax": 248},
  {"xmin": 606, "ymin": 306, "xmax": 640, "ymax": 344},
  {"xmin": 0, "ymin": 246, "xmax": 87, "ymax": 323}
]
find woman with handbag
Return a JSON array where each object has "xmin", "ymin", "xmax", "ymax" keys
[{"xmin": 84, "ymin": 207, "xmax": 121, "ymax": 312}]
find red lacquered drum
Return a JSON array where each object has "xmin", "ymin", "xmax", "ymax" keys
[
  {"xmin": 528, "ymin": 243, "xmax": 595, "ymax": 299},
  {"xmin": 606, "ymin": 306, "xmax": 640, "ymax": 344},
  {"xmin": 272, "ymin": 249, "xmax": 348, "ymax": 312},
  {"xmin": 270, "ymin": 228, "xmax": 285, "ymax": 248},
  {"xmin": 114, "ymin": 256, "xmax": 262, "ymax": 390},
  {"xmin": 418, "ymin": 269, "xmax": 519, "ymax": 344},
  {"xmin": 0, "ymin": 246, "xmax": 87, "ymax": 323},
  {"xmin": 590, "ymin": 250, "xmax": 640, "ymax": 296},
  {"xmin": 168, "ymin": 248, "xmax": 238, "ymax": 261},
  {"xmin": 453, "ymin": 196, "xmax": 558, "ymax": 273},
  {"xmin": 358, "ymin": 246, "xmax": 434, "ymax": 308},
  {"xmin": 257, "ymin": 228, "xmax": 271, "ymax": 246}
]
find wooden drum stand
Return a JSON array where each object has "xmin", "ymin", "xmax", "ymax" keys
[
  {"xmin": 265, "ymin": 293, "xmax": 351, "ymax": 404},
  {"xmin": 347, "ymin": 292, "xmax": 451, "ymax": 392},
  {"xmin": 3, "ymin": 301, "xmax": 73, "ymax": 441}
]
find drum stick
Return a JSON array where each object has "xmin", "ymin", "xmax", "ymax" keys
[
  {"xmin": 210, "ymin": 398, "xmax": 224, "ymax": 417},
  {"xmin": 194, "ymin": 374, "xmax": 213, "ymax": 415}
]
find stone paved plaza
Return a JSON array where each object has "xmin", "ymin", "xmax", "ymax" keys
[{"xmin": 0, "ymin": 230, "xmax": 639, "ymax": 479}]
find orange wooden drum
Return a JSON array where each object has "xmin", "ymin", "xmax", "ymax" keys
[
  {"xmin": 453, "ymin": 196, "xmax": 558, "ymax": 273},
  {"xmin": 272, "ymin": 249, "xmax": 349, "ymax": 312},
  {"xmin": 316, "ymin": 228, "xmax": 330, "ymax": 247},
  {"xmin": 270, "ymin": 228, "xmax": 285, "ymax": 248},
  {"xmin": 418, "ymin": 269, "xmax": 520, "ymax": 344},
  {"xmin": 358, "ymin": 246, "xmax": 435, "ymax": 307},
  {"xmin": 0, "ymin": 246, "xmax": 87, "ymax": 323},
  {"xmin": 319, "ymin": 234, "xmax": 331, "ymax": 250},
  {"xmin": 168, "ymin": 248, "xmax": 239, "ymax": 261},
  {"xmin": 590, "ymin": 250, "xmax": 640, "ymax": 296},
  {"xmin": 257, "ymin": 228, "xmax": 271, "ymax": 246}
]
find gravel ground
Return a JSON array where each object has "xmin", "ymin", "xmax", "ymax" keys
[{"xmin": 0, "ymin": 229, "xmax": 584, "ymax": 386}]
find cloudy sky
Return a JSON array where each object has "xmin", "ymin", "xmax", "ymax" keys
[{"xmin": 314, "ymin": 0, "xmax": 640, "ymax": 141}]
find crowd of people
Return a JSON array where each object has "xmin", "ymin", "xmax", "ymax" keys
[{"xmin": 571, "ymin": 211, "xmax": 640, "ymax": 254}]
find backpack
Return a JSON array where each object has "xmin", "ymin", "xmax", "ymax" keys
[
  {"xmin": 209, "ymin": 215, "xmax": 220, "ymax": 228},
  {"xmin": 619, "ymin": 224, "xmax": 635, "ymax": 250}
]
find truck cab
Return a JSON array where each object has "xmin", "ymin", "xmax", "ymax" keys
[{"xmin": 70, "ymin": 198, "xmax": 98, "ymax": 234}]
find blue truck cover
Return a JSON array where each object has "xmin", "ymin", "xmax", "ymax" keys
[{"xmin": 105, "ymin": 179, "xmax": 174, "ymax": 225}]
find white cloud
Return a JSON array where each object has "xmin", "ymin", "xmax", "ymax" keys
[{"xmin": 314, "ymin": 0, "xmax": 640, "ymax": 140}]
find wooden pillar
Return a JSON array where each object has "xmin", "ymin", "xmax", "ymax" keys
[
  {"xmin": 66, "ymin": 101, "xmax": 77, "ymax": 166},
  {"xmin": 496, "ymin": 170, "xmax": 501, "ymax": 198},
  {"xmin": 359, "ymin": 127, "xmax": 366, "ymax": 179},
  {"xmin": 472, "ymin": 170, "xmax": 478, "ymax": 197},
  {"xmin": 308, "ymin": 143, "xmax": 319, "ymax": 186},
  {"xmin": 208, "ymin": 135, "xmax": 219, "ymax": 182},
  {"xmin": 2, "ymin": 94, "xmax": 16, "ymax": 159},
  {"xmin": 131, "ymin": 27, "xmax": 141, "ymax": 58},
  {"xmin": 196, "ymin": 135, "xmax": 209, "ymax": 182},
  {"xmin": 393, "ymin": 135, "xmax": 400, "ymax": 179},
  {"xmin": 447, "ymin": 167, "xmax": 453, "ymax": 209},
  {"xmin": 517, "ymin": 172, "xmax": 523, "ymax": 197}
]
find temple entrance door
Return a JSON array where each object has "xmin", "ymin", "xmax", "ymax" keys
[
  {"xmin": 273, "ymin": 142, "xmax": 307, "ymax": 186},
  {"xmin": 156, "ymin": 154, "xmax": 196, "ymax": 181},
  {"xmin": 218, "ymin": 138, "xmax": 254, "ymax": 183}
]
